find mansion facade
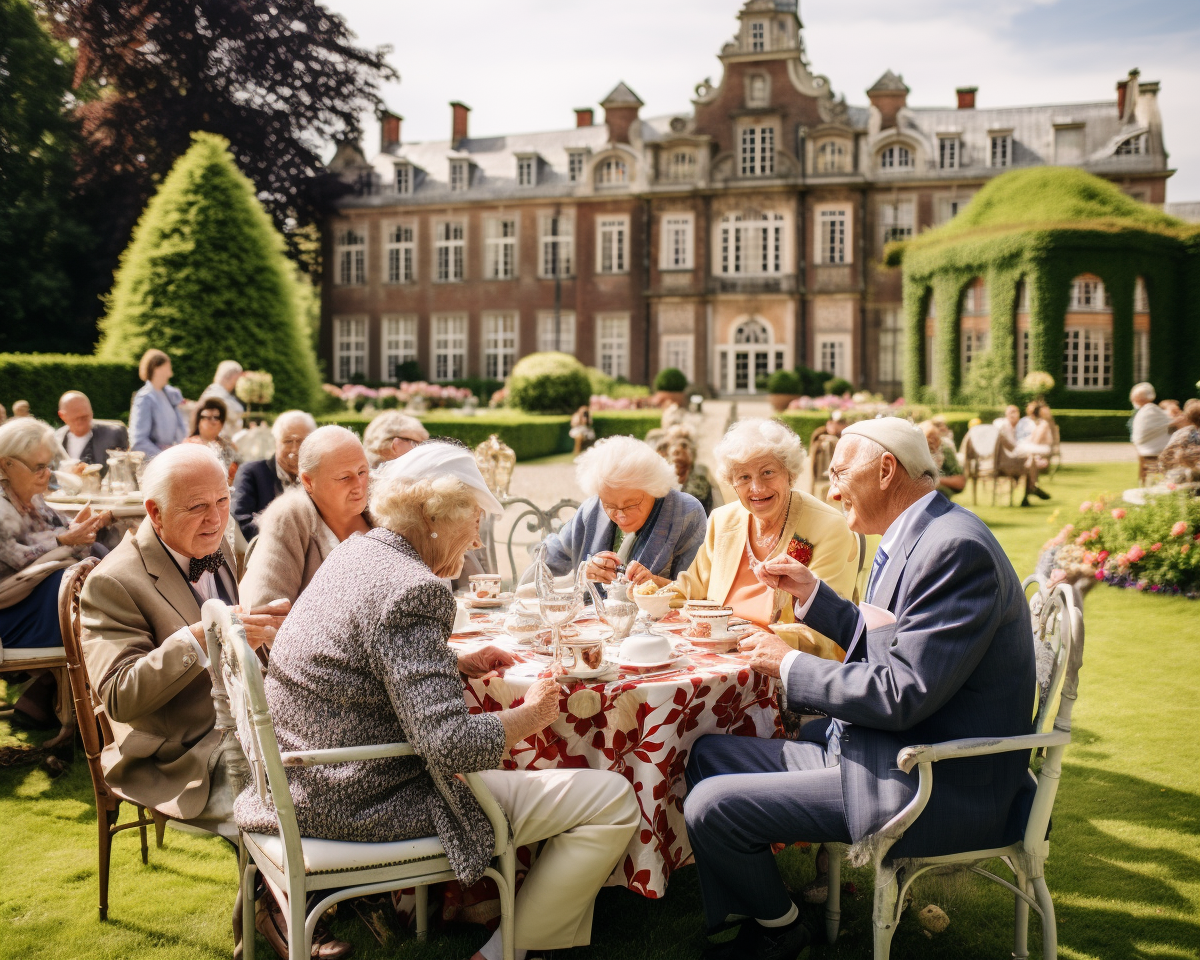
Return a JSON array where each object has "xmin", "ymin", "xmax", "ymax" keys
[{"xmin": 322, "ymin": 0, "xmax": 1172, "ymax": 396}]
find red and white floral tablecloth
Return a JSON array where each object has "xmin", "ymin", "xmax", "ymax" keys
[{"xmin": 452, "ymin": 636, "xmax": 782, "ymax": 898}]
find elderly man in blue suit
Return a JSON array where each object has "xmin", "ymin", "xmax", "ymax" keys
[{"xmin": 684, "ymin": 417, "xmax": 1036, "ymax": 960}]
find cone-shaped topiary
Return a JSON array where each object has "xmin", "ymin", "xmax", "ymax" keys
[{"xmin": 97, "ymin": 132, "xmax": 321, "ymax": 409}]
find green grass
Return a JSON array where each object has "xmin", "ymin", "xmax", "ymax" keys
[{"xmin": 3, "ymin": 460, "xmax": 1198, "ymax": 960}]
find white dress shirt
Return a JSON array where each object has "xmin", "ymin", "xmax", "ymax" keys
[
  {"xmin": 1131, "ymin": 402, "xmax": 1172, "ymax": 456},
  {"xmin": 163, "ymin": 541, "xmax": 238, "ymax": 669},
  {"xmin": 64, "ymin": 430, "xmax": 92, "ymax": 461}
]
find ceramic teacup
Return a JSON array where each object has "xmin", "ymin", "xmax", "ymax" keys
[
  {"xmin": 469, "ymin": 574, "xmax": 502, "ymax": 599},
  {"xmin": 688, "ymin": 607, "xmax": 733, "ymax": 637},
  {"xmin": 683, "ymin": 599, "xmax": 721, "ymax": 622}
]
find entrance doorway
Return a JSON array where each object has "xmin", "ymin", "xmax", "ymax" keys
[{"xmin": 716, "ymin": 317, "xmax": 788, "ymax": 394}]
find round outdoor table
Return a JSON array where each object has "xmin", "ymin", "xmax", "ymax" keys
[{"xmin": 44, "ymin": 492, "xmax": 147, "ymax": 541}]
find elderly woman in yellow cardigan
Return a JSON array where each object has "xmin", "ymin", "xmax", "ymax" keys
[{"xmin": 666, "ymin": 418, "xmax": 860, "ymax": 661}]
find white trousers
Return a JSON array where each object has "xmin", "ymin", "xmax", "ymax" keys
[{"xmin": 476, "ymin": 767, "xmax": 639, "ymax": 951}]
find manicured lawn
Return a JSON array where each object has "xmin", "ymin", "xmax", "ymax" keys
[{"xmin": 3, "ymin": 460, "xmax": 1197, "ymax": 960}]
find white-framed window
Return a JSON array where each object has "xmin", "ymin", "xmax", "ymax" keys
[
  {"xmin": 395, "ymin": 163, "xmax": 412, "ymax": 196},
  {"xmin": 596, "ymin": 314, "xmax": 630, "ymax": 378},
  {"xmin": 517, "ymin": 156, "xmax": 536, "ymax": 186},
  {"xmin": 433, "ymin": 314, "xmax": 467, "ymax": 381},
  {"xmin": 435, "ymin": 221, "xmax": 465, "ymax": 282},
  {"xmin": 935, "ymin": 194, "xmax": 972, "ymax": 224},
  {"xmin": 539, "ymin": 213, "xmax": 574, "ymax": 278},
  {"xmin": 938, "ymin": 137, "xmax": 959, "ymax": 170},
  {"xmin": 718, "ymin": 211, "xmax": 787, "ymax": 276},
  {"xmin": 1070, "ymin": 277, "xmax": 1110, "ymax": 310},
  {"xmin": 660, "ymin": 214, "xmax": 694, "ymax": 270},
  {"xmin": 383, "ymin": 315, "xmax": 418, "ymax": 381},
  {"xmin": 878, "ymin": 307, "xmax": 903, "ymax": 385},
  {"xmin": 1134, "ymin": 277, "xmax": 1150, "ymax": 313},
  {"xmin": 660, "ymin": 335, "xmax": 694, "ymax": 382},
  {"xmin": 962, "ymin": 280, "xmax": 989, "ymax": 316},
  {"xmin": 596, "ymin": 217, "xmax": 629, "ymax": 274},
  {"xmin": 1116, "ymin": 134, "xmax": 1146, "ymax": 156},
  {"xmin": 990, "ymin": 134, "xmax": 1012, "ymax": 168},
  {"xmin": 816, "ymin": 140, "xmax": 847, "ymax": 173},
  {"xmin": 485, "ymin": 218, "xmax": 517, "ymax": 280},
  {"xmin": 962, "ymin": 329, "xmax": 990, "ymax": 378},
  {"xmin": 879, "ymin": 199, "xmax": 914, "ymax": 247},
  {"xmin": 483, "ymin": 312, "xmax": 518, "ymax": 379},
  {"xmin": 568, "ymin": 151, "xmax": 586, "ymax": 183},
  {"xmin": 1134, "ymin": 330, "xmax": 1150, "ymax": 382},
  {"xmin": 537, "ymin": 311, "xmax": 576, "ymax": 353},
  {"xmin": 595, "ymin": 156, "xmax": 628, "ymax": 186},
  {"xmin": 665, "ymin": 149, "xmax": 696, "ymax": 181},
  {"xmin": 385, "ymin": 223, "xmax": 415, "ymax": 284},
  {"xmin": 334, "ymin": 228, "xmax": 366, "ymax": 286},
  {"xmin": 747, "ymin": 74, "xmax": 768, "ymax": 107},
  {"xmin": 817, "ymin": 335, "xmax": 851, "ymax": 381},
  {"xmin": 1018, "ymin": 327, "xmax": 1030, "ymax": 380},
  {"xmin": 1062, "ymin": 328, "xmax": 1112, "ymax": 390},
  {"xmin": 1017, "ymin": 279, "xmax": 1030, "ymax": 312},
  {"xmin": 334, "ymin": 316, "xmax": 367, "ymax": 381},
  {"xmin": 879, "ymin": 145, "xmax": 912, "ymax": 169},
  {"xmin": 740, "ymin": 125, "xmax": 775, "ymax": 177},
  {"xmin": 449, "ymin": 160, "xmax": 469, "ymax": 192},
  {"xmin": 815, "ymin": 207, "xmax": 850, "ymax": 265},
  {"xmin": 750, "ymin": 20, "xmax": 765, "ymax": 51}
]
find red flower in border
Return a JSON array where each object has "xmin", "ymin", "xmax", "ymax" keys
[{"xmin": 787, "ymin": 535, "xmax": 814, "ymax": 566}]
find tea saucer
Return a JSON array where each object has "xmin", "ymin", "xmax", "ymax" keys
[
  {"xmin": 464, "ymin": 596, "xmax": 505, "ymax": 609},
  {"xmin": 616, "ymin": 653, "xmax": 687, "ymax": 673}
]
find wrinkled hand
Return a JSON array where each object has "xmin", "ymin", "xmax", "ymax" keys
[
  {"xmin": 738, "ymin": 630, "xmax": 792, "ymax": 679},
  {"xmin": 755, "ymin": 555, "xmax": 818, "ymax": 605},
  {"xmin": 523, "ymin": 677, "xmax": 562, "ymax": 731},
  {"xmin": 58, "ymin": 508, "xmax": 107, "ymax": 547},
  {"xmin": 234, "ymin": 598, "xmax": 291, "ymax": 650},
  {"xmin": 458, "ymin": 644, "xmax": 516, "ymax": 680},
  {"xmin": 624, "ymin": 561, "xmax": 666, "ymax": 588},
  {"xmin": 70, "ymin": 461, "xmax": 89, "ymax": 476},
  {"xmin": 586, "ymin": 551, "xmax": 621, "ymax": 584}
]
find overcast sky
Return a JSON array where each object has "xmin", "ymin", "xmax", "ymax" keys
[{"xmin": 325, "ymin": 0, "xmax": 1200, "ymax": 202}]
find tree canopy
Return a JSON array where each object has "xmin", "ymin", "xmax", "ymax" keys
[{"xmin": 98, "ymin": 132, "xmax": 322, "ymax": 411}]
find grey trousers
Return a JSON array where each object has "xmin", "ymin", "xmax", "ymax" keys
[{"xmin": 684, "ymin": 734, "xmax": 852, "ymax": 931}]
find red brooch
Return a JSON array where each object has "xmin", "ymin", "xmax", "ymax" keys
[{"xmin": 787, "ymin": 535, "xmax": 814, "ymax": 566}]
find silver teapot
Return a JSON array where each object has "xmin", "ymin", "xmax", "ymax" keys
[{"xmin": 586, "ymin": 573, "xmax": 639, "ymax": 642}]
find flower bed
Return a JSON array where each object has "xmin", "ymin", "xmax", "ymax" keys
[
  {"xmin": 1039, "ymin": 491, "xmax": 1200, "ymax": 597},
  {"xmin": 322, "ymin": 381, "xmax": 475, "ymax": 412}
]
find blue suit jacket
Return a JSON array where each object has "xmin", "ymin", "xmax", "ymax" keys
[
  {"xmin": 128, "ymin": 382, "xmax": 187, "ymax": 457},
  {"xmin": 232, "ymin": 458, "xmax": 284, "ymax": 541},
  {"xmin": 787, "ymin": 493, "xmax": 1036, "ymax": 858}
]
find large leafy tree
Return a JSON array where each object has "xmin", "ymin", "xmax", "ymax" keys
[
  {"xmin": 98, "ymin": 132, "xmax": 322, "ymax": 411},
  {"xmin": 39, "ymin": 0, "xmax": 395, "ymax": 344},
  {"xmin": 0, "ymin": 0, "xmax": 95, "ymax": 350}
]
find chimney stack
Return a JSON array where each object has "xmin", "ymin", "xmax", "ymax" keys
[
  {"xmin": 1117, "ymin": 68, "xmax": 1140, "ymax": 121},
  {"xmin": 956, "ymin": 86, "xmax": 977, "ymax": 110},
  {"xmin": 600, "ymin": 82, "xmax": 644, "ymax": 145},
  {"xmin": 380, "ymin": 110, "xmax": 402, "ymax": 152},
  {"xmin": 575, "ymin": 108, "xmax": 594, "ymax": 128},
  {"xmin": 450, "ymin": 101, "xmax": 471, "ymax": 149},
  {"xmin": 866, "ymin": 70, "xmax": 909, "ymax": 131}
]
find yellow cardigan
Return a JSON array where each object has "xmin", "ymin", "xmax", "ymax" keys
[{"xmin": 667, "ymin": 490, "xmax": 860, "ymax": 661}]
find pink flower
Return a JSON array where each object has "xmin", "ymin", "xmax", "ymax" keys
[
  {"xmin": 1127, "ymin": 544, "xmax": 1145, "ymax": 562},
  {"xmin": 1171, "ymin": 521, "xmax": 1188, "ymax": 537},
  {"xmin": 1151, "ymin": 543, "xmax": 1162, "ymax": 552},
  {"xmin": 1050, "ymin": 569, "xmax": 1067, "ymax": 584},
  {"xmin": 1111, "ymin": 509, "xmax": 1126, "ymax": 520},
  {"xmin": 1095, "ymin": 569, "xmax": 1106, "ymax": 580},
  {"xmin": 1079, "ymin": 501, "xmax": 1093, "ymax": 513},
  {"xmin": 1097, "ymin": 550, "xmax": 1109, "ymax": 563},
  {"xmin": 1183, "ymin": 544, "xmax": 1191, "ymax": 555},
  {"xmin": 1092, "ymin": 527, "xmax": 1101, "ymax": 538},
  {"xmin": 1166, "ymin": 482, "xmax": 1177, "ymax": 491}
]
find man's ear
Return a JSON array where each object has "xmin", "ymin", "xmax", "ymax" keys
[
  {"xmin": 145, "ymin": 498, "xmax": 162, "ymax": 533},
  {"xmin": 878, "ymin": 452, "xmax": 900, "ymax": 490}
]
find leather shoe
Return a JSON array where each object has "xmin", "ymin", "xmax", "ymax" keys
[
  {"xmin": 255, "ymin": 888, "xmax": 355, "ymax": 959},
  {"xmin": 704, "ymin": 914, "xmax": 812, "ymax": 960}
]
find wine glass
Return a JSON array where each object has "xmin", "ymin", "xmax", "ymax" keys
[{"xmin": 534, "ymin": 559, "xmax": 587, "ymax": 667}]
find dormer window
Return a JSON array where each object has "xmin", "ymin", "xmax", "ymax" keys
[
  {"xmin": 879, "ymin": 145, "xmax": 912, "ymax": 169},
  {"xmin": 750, "ymin": 21, "xmax": 765, "ymax": 52},
  {"xmin": 816, "ymin": 140, "xmax": 848, "ymax": 174},
  {"xmin": 568, "ymin": 150, "xmax": 587, "ymax": 183},
  {"xmin": 938, "ymin": 137, "xmax": 959, "ymax": 170},
  {"xmin": 665, "ymin": 149, "xmax": 697, "ymax": 182},
  {"xmin": 1116, "ymin": 134, "xmax": 1146, "ymax": 156},
  {"xmin": 449, "ymin": 159, "xmax": 469, "ymax": 192},
  {"xmin": 516, "ymin": 154, "xmax": 538, "ymax": 186},
  {"xmin": 395, "ymin": 163, "xmax": 412, "ymax": 196},
  {"xmin": 595, "ymin": 156, "xmax": 628, "ymax": 186},
  {"xmin": 747, "ymin": 74, "xmax": 768, "ymax": 108},
  {"xmin": 989, "ymin": 132, "xmax": 1012, "ymax": 168}
]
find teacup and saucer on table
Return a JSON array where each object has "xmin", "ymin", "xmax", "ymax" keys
[
  {"xmin": 465, "ymin": 573, "xmax": 506, "ymax": 608},
  {"xmin": 679, "ymin": 606, "xmax": 742, "ymax": 653},
  {"xmin": 615, "ymin": 632, "xmax": 685, "ymax": 674}
]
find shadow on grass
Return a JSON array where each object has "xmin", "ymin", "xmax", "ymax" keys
[{"xmin": 107, "ymin": 916, "xmax": 232, "ymax": 960}]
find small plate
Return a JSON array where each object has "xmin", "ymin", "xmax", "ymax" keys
[
  {"xmin": 686, "ymin": 636, "xmax": 740, "ymax": 653},
  {"xmin": 464, "ymin": 597, "xmax": 505, "ymax": 609},
  {"xmin": 616, "ymin": 653, "xmax": 687, "ymax": 673}
]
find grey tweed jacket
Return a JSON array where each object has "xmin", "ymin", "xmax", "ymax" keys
[{"xmin": 234, "ymin": 528, "xmax": 507, "ymax": 885}]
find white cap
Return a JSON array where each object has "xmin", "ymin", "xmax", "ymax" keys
[
  {"xmin": 378, "ymin": 442, "xmax": 505, "ymax": 515},
  {"xmin": 842, "ymin": 417, "xmax": 938, "ymax": 480}
]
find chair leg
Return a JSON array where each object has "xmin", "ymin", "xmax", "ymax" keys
[
  {"xmin": 415, "ymin": 884, "xmax": 429, "ymax": 940},
  {"xmin": 872, "ymin": 863, "xmax": 901, "ymax": 960},
  {"xmin": 289, "ymin": 891, "xmax": 309, "ymax": 960},
  {"xmin": 242, "ymin": 862, "xmax": 258, "ymax": 960},
  {"xmin": 136, "ymin": 805, "xmax": 149, "ymax": 864},
  {"xmin": 825, "ymin": 845, "xmax": 843, "ymax": 944},
  {"xmin": 153, "ymin": 811, "xmax": 167, "ymax": 849},
  {"xmin": 501, "ymin": 854, "xmax": 517, "ymax": 960},
  {"xmin": 98, "ymin": 805, "xmax": 117, "ymax": 921},
  {"xmin": 1033, "ymin": 875, "xmax": 1057, "ymax": 960},
  {"xmin": 1012, "ymin": 868, "xmax": 1030, "ymax": 960}
]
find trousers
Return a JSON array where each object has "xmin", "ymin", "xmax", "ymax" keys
[
  {"xmin": 477, "ymin": 767, "xmax": 639, "ymax": 951},
  {"xmin": 684, "ymin": 733, "xmax": 852, "ymax": 931}
]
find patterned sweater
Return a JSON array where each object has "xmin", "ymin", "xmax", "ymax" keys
[{"xmin": 234, "ymin": 527, "xmax": 507, "ymax": 885}]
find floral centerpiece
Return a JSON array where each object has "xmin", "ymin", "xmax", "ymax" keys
[
  {"xmin": 234, "ymin": 371, "xmax": 274, "ymax": 415},
  {"xmin": 1022, "ymin": 371, "xmax": 1055, "ymax": 402}
]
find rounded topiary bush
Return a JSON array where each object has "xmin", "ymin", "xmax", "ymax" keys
[
  {"xmin": 508, "ymin": 352, "xmax": 592, "ymax": 414},
  {"xmin": 767, "ymin": 369, "xmax": 803, "ymax": 394},
  {"xmin": 824, "ymin": 377, "xmax": 854, "ymax": 396},
  {"xmin": 654, "ymin": 367, "xmax": 689, "ymax": 392}
]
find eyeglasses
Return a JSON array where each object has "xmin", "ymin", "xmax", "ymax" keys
[
  {"xmin": 600, "ymin": 494, "xmax": 646, "ymax": 518},
  {"xmin": 393, "ymin": 435, "xmax": 423, "ymax": 446},
  {"xmin": 5, "ymin": 456, "xmax": 52, "ymax": 477},
  {"xmin": 198, "ymin": 413, "xmax": 223, "ymax": 421}
]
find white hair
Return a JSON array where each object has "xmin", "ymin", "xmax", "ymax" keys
[
  {"xmin": 575, "ymin": 435, "xmax": 676, "ymax": 499},
  {"xmin": 713, "ymin": 418, "xmax": 805, "ymax": 487},
  {"xmin": 362, "ymin": 412, "xmax": 429, "ymax": 466},
  {"xmin": 140, "ymin": 444, "xmax": 225, "ymax": 510},
  {"xmin": 215, "ymin": 360, "xmax": 244, "ymax": 383},
  {"xmin": 1130, "ymin": 382, "xmax": 1156, "ymax": 404},
  {"xmin": 0, "ymin": 418, "xmax": 58, "ymax": 479},
  {"xmin": 271, "ymin": 410, "xmax": 317, "ymax": 442},
  {"xmin": 297, "ymin": 425, "xmax": 365, "ymax": 478}
]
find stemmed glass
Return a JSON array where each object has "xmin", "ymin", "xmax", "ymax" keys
[{"xmin": 534, "ymin": 558, "xmax": 587, "ymax": 668}]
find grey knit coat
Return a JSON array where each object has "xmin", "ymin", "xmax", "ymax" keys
[{"xmin": 234, "ymin": 527, "xmax": 507, "ymax": 885}]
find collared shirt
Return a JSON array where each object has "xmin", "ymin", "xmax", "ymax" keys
[
  {"xmin": 64, "ymin": 430, "xmax": 92, "ymax": 461},
  {"xmin": 161, "ymin": 539, "xmax": 238, "ymax": 669},
  {"xmin": 276, "ymin": 459, "xmax": 299, "ymax": 491}
]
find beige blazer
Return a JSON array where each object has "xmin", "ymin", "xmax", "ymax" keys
[
  {"xmin": 79, "ymin": 517, "xmax": 237, "ymax": 819},
  {"xmin": 238, "ymin": 488, "xmax": 344, "ymax": 610}
]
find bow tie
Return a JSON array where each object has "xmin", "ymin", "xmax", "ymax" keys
[{"xmin": 188, "ymin": 552, "xmax": 225, "ymax": 583}]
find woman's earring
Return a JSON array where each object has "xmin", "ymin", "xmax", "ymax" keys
[{"xmin": 430, "ymin": 531, "xmax": 438, "ymax": 539}]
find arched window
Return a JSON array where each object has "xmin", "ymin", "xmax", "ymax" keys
[
  {"xmin": 734, "ymin": 318, "xmax": 771, "ymax": 344},
  {"xmin": 816, "ymin": 140, "xmax": 847, "ymax": 173},
  {"xmin": 879, "ymin": 145, "xmax": 912, "ymax": 169},
  {"xmin": 595, "ymin": 157, "xmax": 628, "ymax": 186}
]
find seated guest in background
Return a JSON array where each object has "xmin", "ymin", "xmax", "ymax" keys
[
  {"xmin": 55, "ymin": 391, "xmax": 129, "ymax": 476},
  {"xmin": 185, "ymin": 397, "xmax": 241, "ymax": 483},
  {"xmin": 1159, "ymin": 398, "xmax": 1200, "ymax": 483},
  {"xmin": 199, "ymin": 360, "xmax": 245, "ymax": 439},
  {"xmin": 235, "ymin": 442, "xmax": 639, "ymax": 960},
  {"xmin": 655, "ymin": 425, "xmax": 715, "ymax": 515},
  {"xmin": 1159, "ymin": 399, "xmax": 1185, "ymax": 430},
  {"xmin": 920, "ymin": 419, "xmax": 965, "ymax": 498},
  {"xmin": 667, "ymin": 418, "xmax": 858, "ymax": 659},
  {"xmin": 541, "ymin": 435, "xmax": 706, "ymax": 587},
  {"xmin": 12, "ymin": 400, "xmax": 32, "ymax": 418},
  {"xmin": 1016, "ymin": 401, "xmax": 1039, "ymax": 442},
  {"xmin": 239, "ymin": 426, "xmax": 371, "ymax": 609},
  {"xmin": 231, "ymin": 410, "xmax": 315, "ymax": 541},
  {"xmin": 808, "ymin": 409, "xmax": 846, "ymax": 447},
  {"xmin": 993, "ymin": 404, "xmax": 1020, "ymax": 441},
  {"xmin": 1131, "ymin": 381, "xmax": 1172, "ymax": 457},
  {"xmin": 362, "ymin": 410, "xmax": 429, "ymax": 469},
  {"xmin": 1, "ymin": 418, "xmax": 111, "ymax": 727},
  {"xmin": 129, "ymin": 348, "xmax": 187, "ymax": 458},
  {"xmin": 685, "ymin": 419, "xmax": 1036, "ymax": 959}
]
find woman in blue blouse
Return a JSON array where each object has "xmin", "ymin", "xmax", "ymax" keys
[{"xmin": 129, "ymin": 349, "xmax": 188, "ymax": 457}]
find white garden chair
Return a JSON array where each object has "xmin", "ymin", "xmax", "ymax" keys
[
  {"xmin": 822, "ymin": 577, "xmax": 1085, "ymax": 959},
  {"xmin": 201, "ymin": 600, "xmax": 516, "ymax": 960}
]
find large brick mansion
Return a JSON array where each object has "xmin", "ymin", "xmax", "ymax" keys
[{"xmin": 322, "ymin": 0, "xmax": 1172, "ymax": 397}]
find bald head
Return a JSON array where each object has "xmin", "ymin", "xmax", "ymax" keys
[
  {"xmin": 58, "ymin": 391, "xmax": 94, "ymax": 437},
  {"xmin": 141, "ymin": 445, "xmax": 231, "ymax": 558}
]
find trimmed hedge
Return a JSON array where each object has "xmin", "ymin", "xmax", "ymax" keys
[
  {"xmin": 592, "ymin": 410, "xmax": 662, "ymax": 441},
  {"xmin": 316, "ymin": 410, "xmax": 571, "ymax": 461},
  {"xmin": 0, "ymin": 354, "xmax": 141, "ymax": 422}
]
